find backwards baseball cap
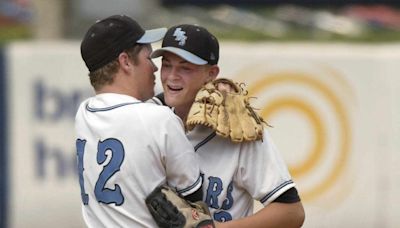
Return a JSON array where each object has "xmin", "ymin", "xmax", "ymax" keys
[
  {"xmin": 151, "ymin": 24, "xmax": 219, "ymax": 65},
  {"xmin": 81, "ymin": 15, "xmax": 167, "ymax": 72}
]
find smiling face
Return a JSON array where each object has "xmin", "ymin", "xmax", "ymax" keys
[{"xmin": 160, "ymin": 52, "xmax": 219, "ymax": 119}]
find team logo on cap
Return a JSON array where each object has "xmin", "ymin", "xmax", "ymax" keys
[
  {"xmin": 173, "ymin": 28, "xmax": 187, "ymax": 46},
  {"xmin": 210, "ymin": 53, "xmax": 216, "ymax": 61}
]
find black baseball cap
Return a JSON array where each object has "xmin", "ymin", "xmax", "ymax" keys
[
  {"xmin": 81, "ymin": 15, "xmax": 167, "ymax": 72},
  {"xmin": 151, "ymin": 24, "xmax": 219, "ymax": 65}
]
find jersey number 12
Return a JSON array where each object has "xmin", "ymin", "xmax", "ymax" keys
[{"xmin": 76, "ymin": 138, "xmax": 125, "ymax": 206}]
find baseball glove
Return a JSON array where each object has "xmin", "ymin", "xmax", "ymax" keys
[
  {"xmin": 146, "ymin": 185, "xmax": 215, "ymax": 228},
  {"xmin": 186, "ymin": 78, "xmax": 267, "ymax": 143}
]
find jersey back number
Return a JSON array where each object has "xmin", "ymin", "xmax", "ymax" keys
[{"xmin": 76, "ymin": 138, "xmax": 125, "ymax": 206}]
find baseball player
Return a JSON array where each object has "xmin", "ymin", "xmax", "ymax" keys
[
  {"xmin": 75, "ymin": 16, "xmax": 203, "ymax": 227},
  {"xmin": 150, "ymin": 24, "xmax": 305, "ymax": 227}
]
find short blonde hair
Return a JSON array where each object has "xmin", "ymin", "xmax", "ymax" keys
[{"xmin": 88, "ymin": 44, "xmax": 146, "ymax": 91}]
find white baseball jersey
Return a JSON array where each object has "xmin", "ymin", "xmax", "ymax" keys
[
  {"xmin": 75, "ymin": 93, "xmax": 202, "ymax": 228},
  {"xmin": 187, "ymin": 125, "xmax": 295, "ymax": 222}
]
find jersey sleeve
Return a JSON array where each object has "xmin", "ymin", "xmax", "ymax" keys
[
  {"xmin": 151, "ymin": 107, "xmax": 202, "ymax": 196},
  {"xmin": 235, "ymin": 129, "xmax": 296, "ymax": 206}
]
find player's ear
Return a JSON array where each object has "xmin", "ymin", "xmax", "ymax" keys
[
  {"xmin": 206, "ymin": 65, "xmax": 219, "ymax": 82},
  {"xmin": 118, "ymin": 52, "xmax": 131, "ymax": 72}
]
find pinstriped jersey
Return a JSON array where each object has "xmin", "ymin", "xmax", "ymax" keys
[
  {"xmin": 75, "ymin": 93, "xmax": 202, "ymax": 228},
  {"xmin": 187, "ymin": 125, "xmax": 295, "ymax": 222}
]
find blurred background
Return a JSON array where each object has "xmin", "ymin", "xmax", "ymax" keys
[
  {"xmin": 2, "ymin": 0, "xmax": 400, "ymax": 42},
  {"xmin": 1, "ymin": 0, "xmax": 400, "ymax": 228}
]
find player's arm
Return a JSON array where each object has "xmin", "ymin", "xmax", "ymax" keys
[
  {"xmin": 216, "ymin": 187, "xmax": 305, "ymax": 228},
  {"xmin": 216, "ymin": 200, "xmax": 304, "ymax": 228},
  {"xmin": 157, "ymin": 107, "xmax": 203, "ymax": 201},
  {"xmin": 230, "ymin": 130, "xmax": 305, "ymax": 228}
]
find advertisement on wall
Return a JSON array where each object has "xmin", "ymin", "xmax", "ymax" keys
[
  {"xmin": 5, "ymin": 42, "xmax": 92, "ymax": 228},
  {"xmin": 2, "ymin": 41, "xmax": 400, "ymax": 227}
]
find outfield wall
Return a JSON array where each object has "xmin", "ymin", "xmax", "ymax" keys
[{"xmin": 1, "ymin": 41, "xmax": 399, "ymax": 228}]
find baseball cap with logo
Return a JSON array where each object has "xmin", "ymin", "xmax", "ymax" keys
[
  {"xmin": 81, "ymin": 15, "xmax": 167, "ymax": 72},
  {"xmin": 151, "ymin": 24, "xmax": 219, "ymax": 65}
]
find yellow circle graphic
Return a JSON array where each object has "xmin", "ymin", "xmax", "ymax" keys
[
  {"xmin": 247, "ymin": 72, "xmax": 351, "ymax": 201},
  {"xmin": 262, "ymin": 97, "xmax": 326, "ymax": 178}
]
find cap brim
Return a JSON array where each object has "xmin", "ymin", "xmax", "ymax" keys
[
  {"xmin": 137, "ymin": 28, "xmax": 167, "ymax": 43},
  {"xmin": 150, "ymin": 47, "xmax": 208, "ymax": 65}
]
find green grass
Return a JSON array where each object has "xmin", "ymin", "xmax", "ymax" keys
[{"xmin": 211, "ymin": 26, "xmax": 400, "ymax": 43}]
